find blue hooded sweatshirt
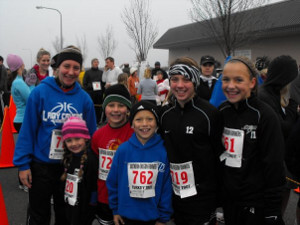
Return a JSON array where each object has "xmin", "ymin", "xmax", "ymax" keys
[
  {"xmin": 13, "ymin": 77, "xmax": 97, "ymax": 171},
  {"xmin": 106, "ymin": 133, "xmax": 173, "ymax": 223}
]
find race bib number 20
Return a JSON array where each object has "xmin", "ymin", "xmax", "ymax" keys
[{"xmin": 64, "ymin": 173, "xmax": 80, "ymax": 206}]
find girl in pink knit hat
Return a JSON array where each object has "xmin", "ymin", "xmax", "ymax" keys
[{"xmin": 60, "ymin": 116, "xmax": 98, "ymax": 225}]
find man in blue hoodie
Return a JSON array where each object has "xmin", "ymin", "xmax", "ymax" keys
[{"xmin": 13, "ymin": 45, "xmax": 97, "ymax": 225}]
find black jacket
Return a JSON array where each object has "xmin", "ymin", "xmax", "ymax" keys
[
  {"xmin": 160, "ymin": 96, "xmax": 223, "ymax": 213},
  {"xmin": 258, "ymin": 56, "xmax": 298, "ymax": 140},
  {"xmin": 219, "ymin": 95, "xmax": 285, "ymax": 216},
  {"xmin": 83, "ymin": 68, "xmax": 104, "ymax": 104},
  {"xmin": 62, "ymin": 150, "xmax": 98, "ymax": 225},
  {"xmin": 197, "ymin": 77, "xmax": 218, "ymax": 101}
]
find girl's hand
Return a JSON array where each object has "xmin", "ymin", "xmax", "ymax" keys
[{"xmin": 113, "ymin": 215, "xmax": 125, "ymax": 225}]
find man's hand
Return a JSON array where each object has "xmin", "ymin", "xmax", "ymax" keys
[
  {"xmin": 113, "ymin": 215, "xmax": 125, "ymax": 225},
  {"xmin": 105, "ymin": 83, "xmax": 111, "ymax": 89},
  {"xmin": 19, "ymin": 169, "xmax": 32, "ymax": 188}
]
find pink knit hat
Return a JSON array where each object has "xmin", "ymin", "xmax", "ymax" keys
[
  {"xmin": 6, "ymin": 54, "xmax": 24, "ymax": 72},
  {"xmin": 62, "ymin": 116, "xmax": 91, "ymax": 141}
]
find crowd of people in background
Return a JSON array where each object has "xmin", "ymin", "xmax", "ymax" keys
[{"xmin": 0, "ymin": 46, "xmax": 300, "ymax": 225}]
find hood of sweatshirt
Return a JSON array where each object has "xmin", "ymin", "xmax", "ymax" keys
[
  {"xmin": 128, "ymin": 133, "xmax": 163, "ymax": 150},
  {"xmin": 263, "ymin": 55, "xmax": 298, "ymax": 93}
]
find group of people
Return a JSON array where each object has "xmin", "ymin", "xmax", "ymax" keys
[{"xmin": 1, "ymin": 44, "xmax": 299, "ymax": 225}]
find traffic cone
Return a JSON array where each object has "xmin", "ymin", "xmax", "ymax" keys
[
  {"xmin": 294, "ymin": 187, "xmax": 300, "ymax": 194},
  {"xmin": 8, "ymin": 95, "xmax": 17, "ymax": 133},
  {"xmin": 0, "ymin": 184, "xmax": 9, "ymax": 225},
  {"xmin": 0, "ymin": 106, "xmax": 15, "ymax": 168}
]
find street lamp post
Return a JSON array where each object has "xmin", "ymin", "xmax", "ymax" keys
[
  {"xmin": 22, "ymin": 48, "xmax": 33, "ymax": 68},
  {"xmin": 36, "ymin": 6, "xmax": 63, "ymax": 50}
]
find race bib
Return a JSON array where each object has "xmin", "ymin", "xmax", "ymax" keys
[
  {"xmin": 220, "ymin": 127, "xmax": 245, "ymax": 168},
  {"xmin": 134, "ymin": 81, "xmax": 139, "ymax": 88},
  {"xmin": 170, "ymin": 161, "xmax": 197, "ymax": 198},
  {"xmin": 49, "ymin": 129, "xmax": 64, "ymax": 160},
  {"xmin": 64, "ymin": 173, "xmax": 80, "ymax": 206},
  {"xmin": 92, "ymin": 81, "xmax": 101, "ymax": 91},
  {"xmin": 99, "ymin": 148, "xmax": 115, "ymax": 180},
  {"xmin": 128, "ymin": 162, "xmax": 159, "ymax": 198}
]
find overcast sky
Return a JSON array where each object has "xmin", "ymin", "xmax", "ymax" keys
[
  {"xmin": 0, "ymin": 0, "xmax": 283, "ymax": 70},
  {"xmin": 0, "ymin": 0, "xmax": 193, "ymax": 69}
]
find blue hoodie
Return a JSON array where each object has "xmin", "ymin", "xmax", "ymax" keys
[
  {"xmin": 106, "ymin": 133, "xmax": 173, "ymax": 223},
  {"xmin": 13, "ymin": 77, "xmax": 97, "ymax": 170}
]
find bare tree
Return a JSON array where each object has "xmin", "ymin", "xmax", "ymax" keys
[
  {"xmin": 52, "ymin": 36, "xmax": 63, "ymax": 53},
  {"xmin": 76, "ymin": 35, "xmax": 88, "ymax": 63},
  {"xmin": 122, "ymin": 0, "xmax": 158, "ymax": 63},
  {"xmin": 97, "ymin": 25, "xmax": 117, "ymax": 61},
  {"xmin": 190, "ymin": 0, "xmax": 269, "ymax": 57}
]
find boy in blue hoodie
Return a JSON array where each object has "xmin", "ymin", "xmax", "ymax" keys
[{"xmin": 106, "ymin": 101, "xmax": 172, "ymax": 225}]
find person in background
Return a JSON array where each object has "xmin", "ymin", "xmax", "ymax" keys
[
  {"xmin": 50, "ymin": 54, "xmax": 59, "ymax": 77},
  {"xmin": 156, "ymin": 70, "xmax": 170, "ymax": 106},
  {"xmin": 7, "ymin": 54, "xmax": 30, "ymax": 132},
  {"xmin": 151, "ymin": 61, "xmax": 168, "ymax": 80},
  {"xmin": 122, "ymin": 63, "xmax": 130, "ymax": 76},
  {"xmin": 160, "ymin": 57, "xmax": 223, "ymax": 225},
  {"xmin": 102, "ymin": 57, "xmax": 123, "ymax": 89},
  {"xmin": 0, "ymin": 55, "xmax": 8, "ymax": 124},
  {"xmin": 7, "ymin": 54, "xmax": 31, "ymax": 192},
  {"xmin": 24, "ymin": 48, "xmax": 51, "ymax": 89},
  {"xmin": 78, "ymin": 68, "xmax": 85, "ymax": 86},
  {"xmin": 197, "ymin": 55, "xmax": 218, "ymax": 101},
  {"xmin": 219, "ymin": 56, "xmax": 285, "ymax": 225},
  {"xmin": 259, "ymin": 55, "xmax": 299, "ymax": 224},
  {"xmin": 117, "ymin": 73, "xmax": 129, "ymax": 90},
  {"xmin": 255, "ymin": 56, "xmax": 271, "ymax": 83},
  {"xmin": 83, "ymin": 58, "xmax": 104, "ymax": 124},
  {"xmin": 138, "ymin": 68, "xmax": 158, "ymax": 105},
  {"xmin": 106, "ymin": 100, "xmax": 173, "ymax": 225},
  {"xmin": 91, "ymin": 84, "xmax": 133, "ymax": 225},
  {"xmin": 13, "ymin": 45, "xmax": 97, "ymax": 225},
  {"xmin": 60, "ymin": 116, "xmax": 98, "ymax": 225},
  {"xmin": 128, "ymin": 67, "xmax": 139, "ymax": 105}
]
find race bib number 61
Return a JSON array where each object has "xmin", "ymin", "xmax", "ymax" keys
[{"xmin": 220, "ymin": 127, "xmax": 244, "ymax": 168}]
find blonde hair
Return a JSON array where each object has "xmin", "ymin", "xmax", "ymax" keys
[
  {"xmin": 118, "ymin": 73, "xmax": 129, "ymax": 89},
  {"xmin": 144, "ymin": 68, "xmax": 152, "ymax": 79},
  {"xmin": 36, "ymin": 48, "xmax": 50, "ymax": 61}
]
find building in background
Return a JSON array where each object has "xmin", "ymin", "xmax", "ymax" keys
[{"xmin": 154, "ymin": 0, "xmax": 300, "ymax": 67}]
